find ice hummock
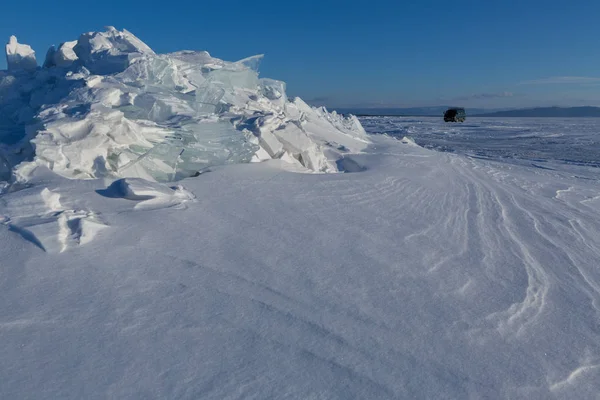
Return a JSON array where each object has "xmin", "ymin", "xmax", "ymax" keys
[
  {"xmin": 5, "ymin": 36, "xmax": 37, "ymax": 72},
  {"xmin": 43, "ymin": 41, "xmax": 78, "ymax": 68},
  {"xmin": 73, "ymin": 26, "xmax": 155, "ymax": 75},
  {"xmin": 0, "ymin": 27, "xmax": 368, "ymax": 183}
]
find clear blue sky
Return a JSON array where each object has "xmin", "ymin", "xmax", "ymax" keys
[{"xmin": 2, "ymin": 0, "xmax": 600, "ymax": 109}]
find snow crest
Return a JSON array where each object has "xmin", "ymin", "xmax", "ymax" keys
[
  {"xmin": 0, "ymin": 27, "xmax": 368, "ymax": 183},
  {"xmin": 5, "ymin": 36, "xmax": 37, "ymax": 72}
]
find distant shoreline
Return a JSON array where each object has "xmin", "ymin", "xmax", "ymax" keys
[
  {"xmin": 351, "ymin": 114, "xmax": 600, "ymax": 118},
  {"xmin": 334, "ymin": 106, "xmax": 600, "ymax": 118}
]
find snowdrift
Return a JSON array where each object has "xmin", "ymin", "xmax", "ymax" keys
[{"xmin": 0, "ymin": 27, "xmax": 368, "ymax": 183}]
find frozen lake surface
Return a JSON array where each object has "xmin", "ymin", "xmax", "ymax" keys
[{"xmin": 361, "ymin": 116, "xmax": 600, "ymax": 170}]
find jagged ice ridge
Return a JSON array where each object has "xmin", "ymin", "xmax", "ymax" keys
[{"xmin": 0, "ymin": 27, "xmax": 368, "ymax": 183}]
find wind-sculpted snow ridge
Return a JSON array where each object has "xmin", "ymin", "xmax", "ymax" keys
[{"xmin": 0, "ymin": 27, "xmax": 368, "ymax": 183}]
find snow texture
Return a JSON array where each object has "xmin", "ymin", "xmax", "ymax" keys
[
  {"xmin": 0, "ymin": 27, "xmax": 368, "ymax": 184},
  {"xmin": 1, "ymin": 117, "xmax": 600, "ymax": 398}
]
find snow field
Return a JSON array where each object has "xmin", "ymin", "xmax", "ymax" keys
[{"xmin": 2, "ymin": 131, "xmax": 600, "ymax": 398}]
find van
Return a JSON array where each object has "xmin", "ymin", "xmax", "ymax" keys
[{"xmin": 444, "ymin": 108, "xmax": 466, "ymax": 122}]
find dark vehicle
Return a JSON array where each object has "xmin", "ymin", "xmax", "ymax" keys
[{"xmin": 444, "ymin": 108, "xmax": 466, "ymax": 122}]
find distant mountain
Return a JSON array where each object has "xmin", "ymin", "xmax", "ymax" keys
[
  {"xmin": 477, "ymin": 106, "xmax": 600, "ymax": 117},
  {"xmin": 330, "ymin": 106, "xmax": 600, "ymax": 118},
  {"xmin": 331, "ymin": 106, "xmax": 505, "ymax": 117}
]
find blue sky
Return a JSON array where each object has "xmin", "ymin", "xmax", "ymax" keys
[{"xmin": 1, "ymin": 0, "xmax": 599, "ymax": 109}]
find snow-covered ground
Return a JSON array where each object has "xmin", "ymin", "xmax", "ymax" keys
[{"xmin": 2, "ymin": 30, "xmax": 600, "ymax": 399}]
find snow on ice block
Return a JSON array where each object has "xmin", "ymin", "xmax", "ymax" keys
[
  {"xmin": 44, "ymin": 41, "xmax": 78, "ymax": 68},
  {"xmin": 0, "ymin": 186, "xmax": 109, "ymax": 252},
  {"xmin": 5, "ymin": 36, "xmax": 37, "ymax": 72},
  {"xmin": 101, "ymin": 178, "xmax": 179, "ymax": 200},
  {"xmin": 74, "ymin": 217, "xmax": 109, "ymax": 246},
  {"xmin": 97, "ymin": 178, "xmax": 195, "ymax": 210},
  {"xmin": 400, "ymin": 136, "xmax": 420, "ymax": 146},
  {"xmin": 74, "ymin": 27, "xmax": 155, "ymax": 74}
]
